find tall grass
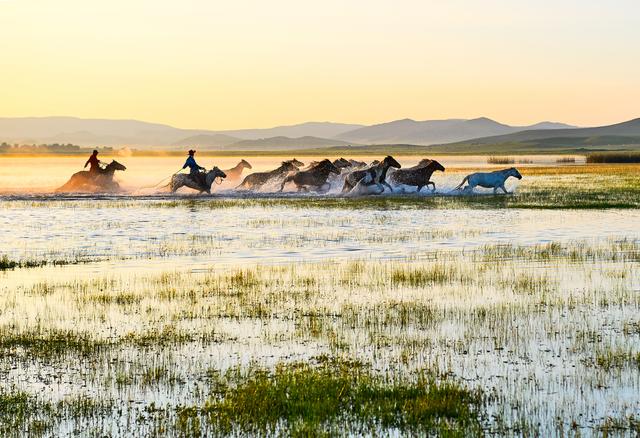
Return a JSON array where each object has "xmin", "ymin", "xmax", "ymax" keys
[
  {"xmin": 487, "ymin": 156, "xmax": 515, "ymax": 164},
  {"xmin": 487, "ymin": 156, "xmax": 532, "ymax": 164},
  {"xmin": 586, "ymin": 152, "xmax": 640, "ymax": 163}
]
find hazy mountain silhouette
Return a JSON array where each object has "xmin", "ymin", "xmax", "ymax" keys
[
  {"xmin": 0, "ymin": 117, "xmax": 363, "ymax": 148},
  {"xmin": 336, "ymin": 117, "xmax": 575, "ymax": 145},
  {"xmin": 224, "ymin": 136, "xmax": 353, "ymax": 150},
  {"xmin": 216, "ymin": 122, "xmax": 364, "ymax": 140},
  {"xmin": 446, "ymin": 118, "xmax": 640, "ymax": 146},
  {"xmin": 171, "ymin": 134, "xmax": 241, "ymax": 148}
]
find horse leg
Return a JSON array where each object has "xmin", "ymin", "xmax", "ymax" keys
[
  {"xmin": 500, "ymin": 184, "xmax": 509, "ymax": 194},
  {"xmin": 383, "ymin": 182, "xmax": 393, "ymax": 192}
]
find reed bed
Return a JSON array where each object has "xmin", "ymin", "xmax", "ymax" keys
[{"xmin": 586, "ymin": 151, "xmax": 640, "ymax": 163}]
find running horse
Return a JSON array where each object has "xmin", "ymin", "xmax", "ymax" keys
[
  {"xmin": 455, "ymin": 167, "xmax": 522, "ymax": 194},
  {"xmin": 236, "ymin": 159, "xmax": 304, "ymax": 191},
  {"xmin": 342, "ymin": 156, "xmax": 401, "ymax": 193},
  {"xmin": 388, "ymin": 159, "xmax": 445, "ymax": 192},
  {"xmin": 279, "ymin": 159, "xmax": 341, "ymax": 192},
  {"xmin": 222, "ymin": 159, "xmax": 252, "ymax": 182},
  {"xmin": 169, "ymin": 167, "xmax": 227, "ymax": 194},
  {"xmin": 55, "ymin": 160, "xmax": 127, "ymax": 193}
]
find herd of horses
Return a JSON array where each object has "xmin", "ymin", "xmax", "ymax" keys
[
  {"xmin": 232, "ymin": 156, "xmax": 450, "ymax": 196},
  {"xmin": 55, "ymin": 156, "xmax": 523, "ymax": 195}
]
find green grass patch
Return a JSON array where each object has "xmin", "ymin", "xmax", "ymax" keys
[
  {"xmin": 592, "ymin": 350, "xmax": 640, "ymax": 371},
  {"xmin": 0, "ymin": 328, "xmax": 107, "ymax": 357},
  {"xmin": 0, "ymin": 254, "xmax": 94, "ymax": 271},
  {"xmin": 187, "ymin": 357, "xmax": 484, "ymax": 436},
  {"xmin": 391, "ymin": 264, "xmax": 462, "ymax": 286},
  {"xmin": 0, "ymin": 391, "xmax": 52, "ymax": 437}
]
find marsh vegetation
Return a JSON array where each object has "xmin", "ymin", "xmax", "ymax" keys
[{"xmin": 1, "ymin": 162, "xmax": 639, "ymax": 436}]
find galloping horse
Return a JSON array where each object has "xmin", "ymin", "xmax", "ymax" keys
[
  {"xmin": 342, "ymin": 156, "xmax": 401, "ymax": 193},
  {"xmin": 56, "ymin": 160, "xmax": 127, "ymax": 193},
  {"xmin": 389, "ymin": 159, "xmax": 445, "ymax": 192},
  {"xmin": 236, "ymin": 159, "xmax": 304, "ymax": 191},
  {"xmin": 169, "ymin": 167, "xmax": 227, "ymax": 194},
  {"xmin": 279, "ymin": 159, "xmax": 340, "ymax": 192},
  {"xmin": 455, "ymin": 167, "xmax": 522, "ymax": 194},
  {"xmin": 223, "ymin": 159, "xmax": 252, "ymax": 182}
]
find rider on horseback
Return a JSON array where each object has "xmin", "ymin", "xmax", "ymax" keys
[
  {"xmin": 84, "ymin": 150, "xmax": 102, "ymax": 174},
  {"xmin": 183, "ymin": 150, "xmax": 206, "ymax": 185}
]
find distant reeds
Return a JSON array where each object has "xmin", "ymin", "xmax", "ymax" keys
[
  {"xmin": 556, "ymin": 157, "xmax": 576, "ymax": 163},
  {"xmin": 487, "ymin": 156, "xmax": 515, "ymax": 164},
  {"xmin": 487, "ymin": 156, "xmax": 532, "ymax": 164},
  {"xmin": 586, "ymin": 152, "xmax": 640, "ymax": 163}
]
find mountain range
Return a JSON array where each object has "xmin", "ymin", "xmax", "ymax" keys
[
  {"xmin": 336, "ymin": 117, "xmax": 574, "ymax": 145},
  {"xmin": 444, "ymin": 117, "xmax": 640, "ymax": 146},
  {"xmin": 0, "ymin": 117, "xmax": 362, "ymax": 149},
  {"xmin": 0, "ymin": 116, "xmax": 574, "ymax": 149},
  {"xmin": 2, "ymin": 116, "xmax": 640, "ymax": 152}
]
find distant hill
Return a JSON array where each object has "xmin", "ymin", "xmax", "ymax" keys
[
  {"xmin": 0, "ymin": 117, "xmax": 363, "ymax": 148},
  {"xmin": 172, "ymin": 134, "xmax": 241, "ymax": 148},
  {"xmin": 218, "ymin": 122, "xmax": 364, "ymax": 140},
  {"xmin": 336, "ymin": 117, "xmax": 575, "ymax": 145},
  {"xmin": 225, "ymin": 136, "xmax": 354, "ymax": 150},
  {"xmin": 448, "ymin": 118, "xmax": 640, "ymax": 146}
]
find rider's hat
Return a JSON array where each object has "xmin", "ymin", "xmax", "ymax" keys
[{"xmin": 188, "ymin": 149, "xmax": 196, "ymax": 155}]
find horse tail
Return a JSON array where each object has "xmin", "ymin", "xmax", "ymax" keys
[{"xmin": 454, "ymin": 175, "xmax": 468, "ymax": 190}]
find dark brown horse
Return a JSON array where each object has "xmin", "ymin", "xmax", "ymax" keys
[
  {"xmin": 342, "ymin": 156, "xmax": 401, "ymax": 193},
  {"xmin": 280, "ymin": 159, "xmax": 340, "ymax": 192},
  {"xmin": 56, "ymin": 160, "xmax": 127, "ymax": 193},
  {"xmin": 236, "ymin": 159, "xmax": 304, "ymax": 190},
  {"xmin": 388, "ymin": 159, "xmax": 445, "ymax": 192}
]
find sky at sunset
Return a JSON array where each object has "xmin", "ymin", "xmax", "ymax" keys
[{"xmin": 1, "ymin": 0, "xmax": 638, "ymax": 129}]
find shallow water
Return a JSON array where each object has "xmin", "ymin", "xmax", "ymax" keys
[
  {"xmin": 1, "ymin": 168, "xmax": 639, "ymax": 435},
  {"xmin": 1, "ymin": 202, "xmax": 637, "ymax": 272}
]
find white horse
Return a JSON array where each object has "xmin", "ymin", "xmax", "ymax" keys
[
  {"xmin": 169, "ymin": 167, "xmax": 226, "ymax": 194},
  {"xmin": 455, "ymin": 167, "xmax": 522, "ymax": 194}
]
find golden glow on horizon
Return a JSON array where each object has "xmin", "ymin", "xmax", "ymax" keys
[{"xmin": 1, "ymin": 0, "xmax": 639, "ymax": 129}]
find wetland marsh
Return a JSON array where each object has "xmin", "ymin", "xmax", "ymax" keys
[{"xmin": 1, "ymin": 157, "xmax": 639, "ymax": 436}]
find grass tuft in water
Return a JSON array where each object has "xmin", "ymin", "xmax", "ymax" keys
[
  {"xmin": 0, "ymin": 255, "xmax": 18, "ymax": 270},
  {"xmin": 592, "ymin": 349, "xmax": 640, "ymax": 371},
  {"xmin": 0, "ymin": 328, "xmax": 106, "ymax": 358},
  {"xmin": 192, "ymin": 357, "xmax": 484, "ymax": 436}
]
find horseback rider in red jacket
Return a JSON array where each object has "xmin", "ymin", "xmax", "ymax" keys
[{"xmin": 84, "ymin": 150, "xmax": 102, "ymax": 174}]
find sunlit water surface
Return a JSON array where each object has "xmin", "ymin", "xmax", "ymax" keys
[{"xmin": 0, "ymin": 159, "xmax": 638, "ymax": 436}]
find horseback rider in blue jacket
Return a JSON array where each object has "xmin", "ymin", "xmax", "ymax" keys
[{"xmin": 183, "ymin": 150, "xmax": 205, "ymax": 183}]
